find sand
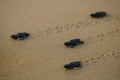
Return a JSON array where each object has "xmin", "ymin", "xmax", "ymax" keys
[{"xmin": 0, "ymin": 0, "xmax": 120, "ymax": 80}]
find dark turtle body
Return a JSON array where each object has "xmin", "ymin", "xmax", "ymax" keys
[
  {"xmin": 90, "ymin": 11, "xmax": 107, "ymax": 18},
  {"xmin": 10, "ymin": 32, "xmax": 30, "ymax": 40},
  {"xmin": 17, "ymin": 32, "xmax": 30, "ymax": 40},
  {"xmin": 64, "ymin": 39, "xmax": 84, "ymax": 48},
  {"xmin": 64, "ymin": 61, "xmax": 81, "ymax": 69}
]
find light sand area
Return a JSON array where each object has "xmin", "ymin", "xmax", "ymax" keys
[{"xmin": 0, "ymin": 0, "xmax": 120, "ymax": 80}]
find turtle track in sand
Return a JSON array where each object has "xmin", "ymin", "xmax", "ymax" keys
[
  {"xmin": 82, "ymin": 51, "xmax": 120, "ymax": 65},
  {"xmin": 31, "ymin": 13, "xmax": 120, "ymax": 39}
]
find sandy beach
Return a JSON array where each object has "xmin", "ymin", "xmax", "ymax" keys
[{"xmin": 0, "ymin": 0, "xmax": 120, "ymax": 80}]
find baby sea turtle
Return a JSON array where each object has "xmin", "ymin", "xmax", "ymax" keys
[
  {"xmin": 11, "ymin": 32, "xmax": 30, "ymax": 40},
  {"xmin": 64, "ymin": 39, "xmax": 84, "ymax": 48},
  {"xmin": 64, "ymin": 61, "xmax": 81, "ymax": 69},
  {"xmin": 90, "ymin": 11, "xmax": 107, "ymax": 18}
]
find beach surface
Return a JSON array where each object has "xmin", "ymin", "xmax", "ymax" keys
[{"xmin": 0, "ymin": 0, "xmax": 120, "ymax": 80}]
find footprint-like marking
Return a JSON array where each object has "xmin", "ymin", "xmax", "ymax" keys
[
  {"xmin": 89, "ymin": 57, "xmax": 99, "ymax": 64},
  {"xmin": 31, "ymin": 12, "xmax": 120, "ymax": 40},
  {"xmin": 44, "ymin": 28, "xmax": 54, "ymax": 35},
  {"xmin": 111, "ymin": 51, "xmax": 120, "ymax": 59},
  {"xmin": 83, "ymin": 51, "xmax": 120, "ymax": 65},
  {"xmin": 83, "ymin": 59, "xmax": 89, "ymax": 63},
  {"xmin": 85, "ymin": 37, "xmax": 95, "ymax": 43},
  {"xmin": 74, "ymin": 22, "xmax": 83, "ymax": 29},
  {"xmin": 85, "ymin": 28, "xmax": 120, "ymax": 44},
  {"xmin": 97, "ymin": 34, "xmax": 104, "ymax": 41}
]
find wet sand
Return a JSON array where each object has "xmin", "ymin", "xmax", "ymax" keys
[{"xmin": 0, "ymin": 0, "xmax": 120, "ymax": 80}]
